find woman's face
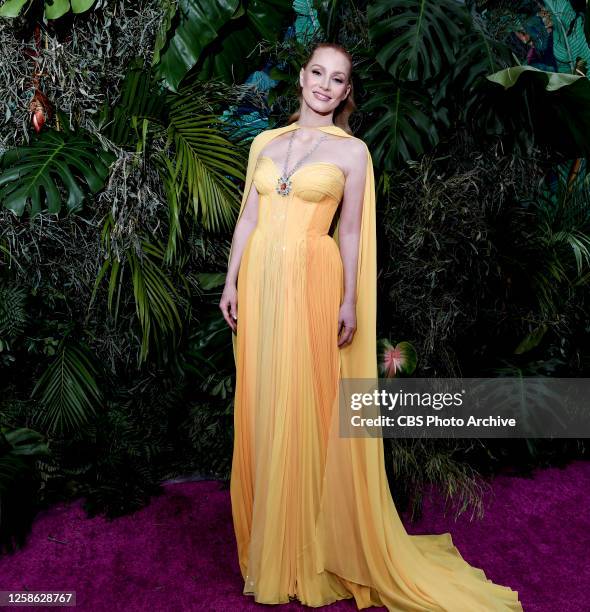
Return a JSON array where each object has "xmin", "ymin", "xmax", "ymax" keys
[{"xmin": 299, "ymin": 48, "xmax": 351, "ymax": 114}]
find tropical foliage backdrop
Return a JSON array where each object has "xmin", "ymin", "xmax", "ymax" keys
[{"xmin": 1, "ymin": 0, "xmax": 589, "ymax": 552}]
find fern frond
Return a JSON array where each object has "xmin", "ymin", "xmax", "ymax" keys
[
  {"xmin": 166, "ymin": 110, "xmax": 244, "ymax": 232},
  {"xmin": 32, "ymin": 342, "xmax": 102, "ymax": 435},
  {"xmin": 0, "ymin": 283, "xmax": 27, "ymax": 340}
]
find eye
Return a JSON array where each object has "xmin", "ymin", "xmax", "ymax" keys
[
  {"xmin": 334, "ymin": 78, "xmax": 343, "ymax": 83},
  {"xmin": 312, "ymin": 69, "xmax": 321, "ymax": 75}
]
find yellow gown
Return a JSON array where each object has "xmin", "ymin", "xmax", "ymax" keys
[{"xmin": 229, "ymin": 122, "xmax": 524, "ymax": 611}]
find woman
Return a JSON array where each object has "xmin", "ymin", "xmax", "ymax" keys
[{"xmin": 220, "ymin": 42, "xmax": 523, "ymax": 611}]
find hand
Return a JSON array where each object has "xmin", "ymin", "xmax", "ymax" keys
[
  {"xmin": 220, "ymin": 283, "xmax": 238, "ymax": 333},
  {"xmin": 337, "ymin": 301, "xmax": 356, "ymax": 348}
]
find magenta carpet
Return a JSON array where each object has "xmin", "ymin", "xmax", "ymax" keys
[{"xmin": 1, "ymin": 460, "xmax": 589, "ymax": 612}]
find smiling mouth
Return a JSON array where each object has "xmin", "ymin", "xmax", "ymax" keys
[{"xmin": 313, "ymin": 91, "xmax": 331, "ymax": 101}]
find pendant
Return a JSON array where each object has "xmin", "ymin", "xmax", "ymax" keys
[{"xmin": 276, "ymin": 175, "xmax": 292, "ymax": 196}]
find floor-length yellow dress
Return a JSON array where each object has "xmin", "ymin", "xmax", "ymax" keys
[{"xmin": 229, "ymin": 122, "xmax": 524, "ymax": 611}]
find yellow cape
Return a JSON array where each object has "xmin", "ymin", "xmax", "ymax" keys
[{"xmin": 227, "ymin": 122, "xmax": 523, "ymax": 611}]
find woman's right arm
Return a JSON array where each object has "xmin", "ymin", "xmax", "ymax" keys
[{"xmin": 219, "ymin": 173, "xmax": 260, "ymax": 333}]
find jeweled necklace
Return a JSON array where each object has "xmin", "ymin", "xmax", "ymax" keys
[{"xmin": 275, "ymin": 130, "xmax": 328, "ymax": 197}]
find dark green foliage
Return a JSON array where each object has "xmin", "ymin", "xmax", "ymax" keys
[
  {"xmin": 103, "ymin": 61, "xmax": 167, "ymax": 147},
  {"xmin": 0, "ymin": 125, "xmax": 114, "ymax": 217},
  {"xmin": 485, "ymin": 66, "xmax": 590, "ymax": 158},
  {"xmin": 0, "ymin": 427, "xmax": 49, "ymax": 554},
  {"xmin": 32, "ymin": 340, "xmax": 103, "ymax": 435},
  {"xmin": 384, "ymin": 438, "xmax": 489, "ymax": 522},
  {"xmin": 0, "ymin": 0, "xmax": 97, "ymax": 20},
  {"xmin": 368, "ymin": 0, "xmax": 468, "ymax": 81},
  {"xmin": 80, "ymin": 401, "xmax": 167, "ymax": 519},
  {"xmin": 183, "ymin": 292, "xmax": 236, "ymax": 479},
  {"xmin": 379, "ymin": 129, "xmax": 590, "ymax": 379},
  {"xmin": 1, "ymin": 0, "xmax": 589, "ymax": 542},
  {"xmin": 155, "ymin": 0, "xmax": 293, "ymax": 91},
  {"xmin": 154, "ymin": 0, "xmax": 240, "ymax": 91},
  {"xmin": 0, "ymin": 283, "xmax": 27, "ymax": 345}
]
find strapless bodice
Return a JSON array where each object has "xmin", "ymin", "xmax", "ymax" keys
[{"xmin": 252, "ymin": 156, "xmax": 345, "ymax": 238}]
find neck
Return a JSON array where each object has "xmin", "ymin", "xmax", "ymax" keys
[{"xmin": 295, "ymin": 112, "xmax": 335, "ymax": 129}]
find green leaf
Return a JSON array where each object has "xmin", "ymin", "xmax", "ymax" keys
[
  {"xmin": 166, "ymin": 110, "xmax": 244, "ymax": 232},
  {"xmin": 0, "ymin": 0, "xmax": 97, "ymax": 19},
  {"xmin": 514, "ymin": 325, "xmax": 548, "ymax": 355},
  {"xmin": 486, "ymin": 65, "xmax": 590, "ymax": 158},
  {"xmin": 3, "ymin": 427, "xmax": 48, "ymax": 456},
  {"xmin": 196, "ymin": 272, "xmax": 227, "ymax": 290},
  {"xmin": 127, "ymin": 240, "xmax": 183, "ymax": 362},
  {"xmin": 154, "ymin": 0, "xmax": 240, "ymax": 92},
  {"xmin": 105, "ymin": 60, "xmax": 166, "ymax": 146},
  {"xmin": 152, "ymin": 0, "xmax": 177, "ymax": 67},
  {"xmin": 94, "ymin": 236, "xmax": 185, "ymax": 364},
  {"xmin": 0, "ymin": 283, "xmax": 28, "ymax": 340},
  {"xmin": 0, "ymin": 0, "xmax": 29, "ymax": 18},
  {"xmin": 196, "ymin": 0, "xmax": 292, "ymax": 84},
  {"xmin": 71, "ymin": 0, "xmax": 95, "ymax": 12},
  {"xmin": 367, "ymin": 0, "xmax": 467, "ymax": 81},
  {"xmin": 155, "ymin": 0, "xmax": 292, "ymax": 90},
  {"xmin": 487, "ymin": 65, "xmax": 583, "ymax": 91},
  {"xmin": 44, "ymin": 0, "xmax": 70, "ymax": 19},
  {"xmin": 544, "ymin": 0, "xmax": 590, "ymax": 73},
  {"xmin": 378, "ymin": 339, "xmax": 418, "ymax": 377},
  {"xmin": 32, "ymin": 342, "xmax": 102, "ymax": 435},
  {"xmin": 361, "ymin": 79, "xmax": 438, "ymax": 170},
  {"xmin": 0, "ymin": 128, "xmax": 114, "ymax": 217},
  {"xmin": 246, "ymin": 0, "xmax": 290, "ymax": 41}
]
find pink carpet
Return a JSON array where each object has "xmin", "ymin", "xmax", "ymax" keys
[{"xmin": 1, "ymin": 460, "xmax": 589, "ymax": 611}]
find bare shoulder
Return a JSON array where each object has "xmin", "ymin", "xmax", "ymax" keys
[
  {"xmin": 346, "ymin": 136, "xmax": 368, "ymax": 157},
  {"xmin": 339, "ymin": 136, "xmax": 368, "ymax": 178}
]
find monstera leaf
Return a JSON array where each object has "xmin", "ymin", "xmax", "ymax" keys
[
  {"xmin": 367, "ymin": 0, "xmax": 467, "ymax": 81},
  {"xmin": 361, "ymin": 78, "xmax": 438, "ymax": 170},
  {"xmin": 0, "ymin": 0, "xmax": 96, "ymax": 19},
  {"xmin": 0, "ymin": 128, "xmax": 114, "ymax": 217}
]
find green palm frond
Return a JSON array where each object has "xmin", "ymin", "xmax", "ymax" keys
[
  {"xmin": 549, "ymin": 228, "xmax": 590, "ymax": 277},
  {"xmin": 159, "ymin": 155, "xmax": 183, "ymax": 264},
  {"xmin": 103, "ymin": 60, "xmax": 167, "ymax": 147},
  {"xmin": 166, "ymin": 110, "xmax": 245, "ymax": 232},
  {"xmin": 523, "ymin": 171, "xmax": 590, "ymax": 317},
  {"xmin": 32, "ymin": 341, "xmax": 102, "ymax": 435},
  {"xmin": 539, "ymin": 172, "xmax": 590, "ymax": 277},
  {"xmin": 0, "ymin": 283, "xmax": 28, "ymax": 341},
  {"xmin": 91, "ymin": 224, "xmax": 185, "ymax": 363},
  {"xmin": 128, "ymin": 239, "xmax": 183, "ymax": 362}
]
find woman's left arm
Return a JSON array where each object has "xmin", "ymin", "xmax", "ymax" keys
[{"xmin": 337, "ymin": 139, "xmax": 368, "ymax": 348}]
